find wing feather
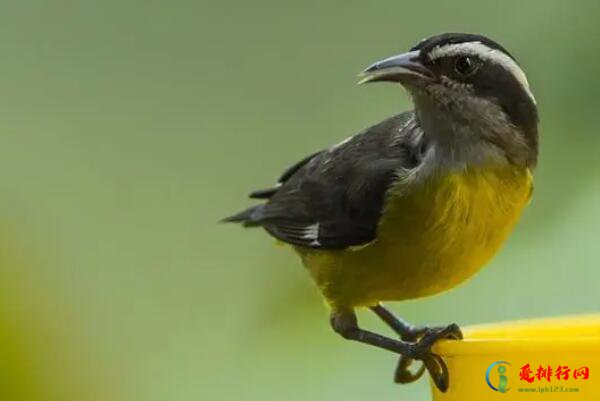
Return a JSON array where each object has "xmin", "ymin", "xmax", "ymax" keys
[{"xmin": 226, "ymin": 112, "xmax": 424, "ymax": 249}]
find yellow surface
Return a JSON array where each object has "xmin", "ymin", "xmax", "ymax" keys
[{"xmin": 430, "ymin": 315, "xmax": 600, "ymax": 400}]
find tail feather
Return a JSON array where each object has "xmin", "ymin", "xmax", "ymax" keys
[{"xmin": 221, "ymin": 205, "xmax": 264, "ymax": 227}]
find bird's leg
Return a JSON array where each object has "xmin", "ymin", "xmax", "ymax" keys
[
  {"xmin": 330, "ymin": 310, "xmax": 415, "ymax": 355},
  {"xmin": 370, "ymin": 304, "xmax": 426, "ymax": 383},
  {"xmin": 368, "ymin": 304, "xmax": 463, "ymax": 391},
  {"xmin": 370, "ymin": 303, "xmax": 422, "ymax": 340},
  {"xmin": 371, "ymin": 303, "xmax": 462, "ymax": 343},
  {"xmin": 330, "ymin": 309, "xmax": 460, "ymax": 391}
]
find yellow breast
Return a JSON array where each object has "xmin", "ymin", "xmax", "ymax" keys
[{"xmin": 297, "ymin": 166, "xmax": 533, "ymax": 309}]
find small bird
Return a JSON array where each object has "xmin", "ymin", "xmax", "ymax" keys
[{"xmin": 223, "ymin": 33, "xmax": 538, "ymax": 392}]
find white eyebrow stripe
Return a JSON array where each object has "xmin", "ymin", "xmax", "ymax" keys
[{"xmin": 428, "ymin": 41, "xmax": 536, "ymax": 104}]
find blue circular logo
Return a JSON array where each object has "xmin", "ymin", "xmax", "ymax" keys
[{"xmin": 486, "ymin": 361, "xmax": 511, "ymax": 393}]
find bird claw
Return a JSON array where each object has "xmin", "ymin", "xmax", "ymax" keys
[
  {"xmin": 394, "ymin": 323, "xmax": 462, "ymax": 392},
  {"xmin": 412, "ymin": 323, "xmax": 463, "ymax": 352},
  {"xmin": 422, "ymin": 352, "xmax": 451, "ymax": 392},
  {"xmin": 394, "ymin": 355, "xmax": 426, "ymax": 383}
]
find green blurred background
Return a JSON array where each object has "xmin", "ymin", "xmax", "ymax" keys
[{"xmin": 0, "ymin": 1, "xmax": 598, "ymax": 400}]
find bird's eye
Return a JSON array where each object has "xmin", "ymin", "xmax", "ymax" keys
[{"xmin": 454, "ymin": 56, "xmax": 477, "ymax": 76}]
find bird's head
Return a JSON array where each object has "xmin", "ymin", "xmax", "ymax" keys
[{"xmin": 360, "ymin": 33, "xmax": 539, "ymax": 167}]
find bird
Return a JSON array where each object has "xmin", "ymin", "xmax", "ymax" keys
[{"xmin": 223, "ymin": 32, "xmax": 538, "ymax": 392}]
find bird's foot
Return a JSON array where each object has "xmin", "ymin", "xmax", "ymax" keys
[{"xmin": 395, "ymin": 323, "xmax": 463, "ymax": 392}]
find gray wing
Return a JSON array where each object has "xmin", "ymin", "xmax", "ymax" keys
[{"xmin": 224, "ymin": 112, "xmax": 424, "ymax": 249}]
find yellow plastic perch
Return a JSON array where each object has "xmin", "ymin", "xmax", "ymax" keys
[{"xmin": 430, "ymin": 314, "xmax": 600, "ymax": 400}]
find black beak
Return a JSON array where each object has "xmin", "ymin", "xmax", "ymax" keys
[{"xmin": 358, "ymin": 50, "xmax": 433, "ymax": 86}]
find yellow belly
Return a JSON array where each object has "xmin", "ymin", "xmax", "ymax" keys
[{"xmin": 295, "ymin": 166, "xmax": 533, "ymax": 310}]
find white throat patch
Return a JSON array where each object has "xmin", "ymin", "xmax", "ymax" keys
[{"xmin": 428, "ymin": 41, "xmax": 536, "ymax": 104}]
